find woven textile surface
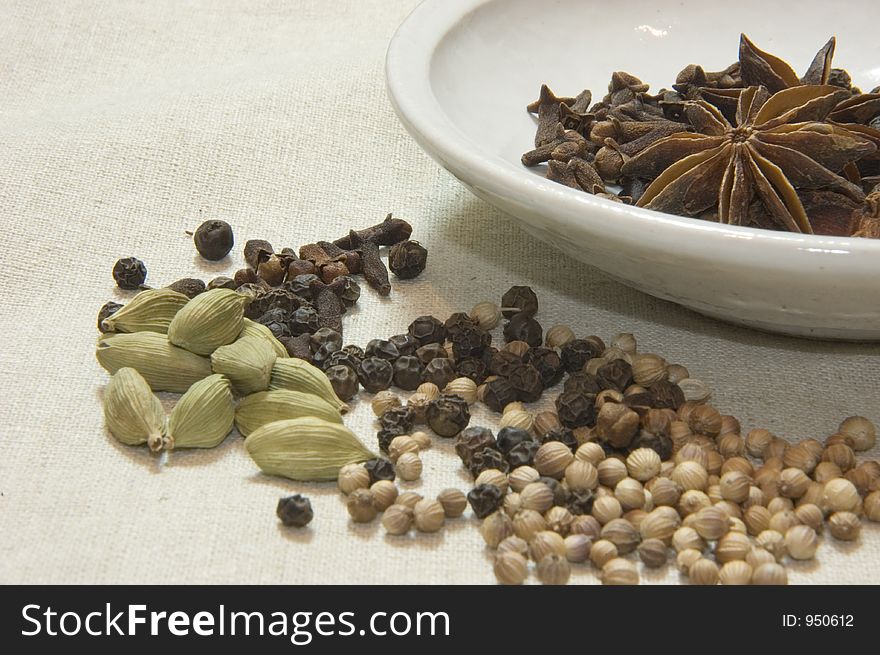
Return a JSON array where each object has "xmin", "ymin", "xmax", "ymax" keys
[{"xmin": 0, "ymin": 0, "xmax": 878, "ymax": 584}]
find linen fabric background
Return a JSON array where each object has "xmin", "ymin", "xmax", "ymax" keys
[{"xmin": 1, "ymin": 0, "xmax": 877, "ymax": 584}]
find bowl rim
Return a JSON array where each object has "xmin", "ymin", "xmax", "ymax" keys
[{"xmin": 385, "ymin": 0, "xmax": 880, "ymax": 263}]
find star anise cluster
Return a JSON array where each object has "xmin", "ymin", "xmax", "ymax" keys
[{"xmin": 522, "ymin": 35, "xmax": 880, "ymax": 238}]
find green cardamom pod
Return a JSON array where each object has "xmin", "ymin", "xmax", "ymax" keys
[
  {"xmin": 97, "ymin": 331, "xmax": 213, "ymax": 393},
  {"xmin": 103, "ymin": 367, "xmax": 167, "ymax": 451},
  {"xmin": 210, "ymin": 335, "xmax": 276, "ymax": 395},
  {"xmin": 239, "ymin": 318, "xmax": 289, "ymax": 359},
  {"xmin": 245, "ymin": 417, "xmax": 374, "ymax": 481},
  {"xmin": 166, "ymin": 374, "xmax": 234, "ymax": 449},
  {"xmin": 235, "ymin": 389, "xmax": 342, "ymax": 437},
  {"xmin": 100, "ymin": 288, "xmax": 189, "ymax": 334},
  {"xmin": 269, "ymin": 357, "xmax": 349, "ymax": 414},
  {"xmin": 167, "ymin": 288, "xmax": 248, "ymax": 355}
]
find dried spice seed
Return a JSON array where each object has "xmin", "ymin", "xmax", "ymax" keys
[
  {"xmin": 388, "ymin": 334, "xmax": 418, "ymax": 357},
  {"xmin": 365, "ymin": 339, "xmax": 400, "ymax": 361},
  {"xmin": 564, "ymin": 372, "xmax": 601, "ymax": 396},
  {"xmin": 426, "ymin": 394, "xmax": 471, "ymax": 437},
  {"xmin": 388, "ymin": 240, "xmax": 428, "ymax": 279},
  {"xmin": 469, "ymin": 448, "xmax": 509, "ymax": 478},
  {"xmin": 408, "ymin": 315, "xmax": 447, "ymax": 346},
  {"xmin": 507, "ymin": 440, "xmax": 540, "ymax": 468},
  {"xmin": 392, "ymin": 355, "xmax": 423, "ymax": 391},
  {"xmin": 363, "ymin": 458, "xmax": 396, "ymax": 484},
  {"xmin": 524, "ymin": 347, "xmax": 564, "ymax": 388},
  {"xmin": 325, "ymin": 364, "xmax": 359, "ymax": 401},
  {"xmin": 422, "ymin": 357, "xmax": 457, "ymax": 390},
  {"xmin": 508, "ymin": 364, "xmax": 544, "ymax": 402},
  {"xmin": 456, "ymin": 357, "xmax": 488, "ymax": 384},
  {"xmin": 555, "ymin": 391, "xmax": 597, "ymax": 428},
  {"xmin": 540, "ymin": 428, "xmax": 578, "ymax": 453},
  {"xmin": 503, "ymin": 313, "xmax": 543, "ymax": 347},
  {"xmin": 560, "ymin": 339, "xmax": 604, "ymax": 373},
  {"xmin": 496, "ymin": 427, "xmax": 534, "ymax": 455},
  {"xmin": 468, "ymin": 484, "xmax": 505, "ymax": 519},
  {"xmin": 500, "ymin": 286, "xmax": 539, "ymax": 318},
  {"xmin": 191, "ymin": 220, "xmax": 234, "ymax": 260},
  {"xmin": 276, "ymin": 495, "xmax": 314, "ymax": 527},
  {"xmin": 358, "ymin": 357, "xmax": 394, "ymax": 393},
  {"xmin": 112, "ymin": 257, "xmax": 147, "ymax": 290},
  {"xmin": 97, "ymin": 301, "xmax": 123, "ymax": 333},
  {"xmin": 481, "ymin": 378, "xmax": 519, "ymax": 413}
]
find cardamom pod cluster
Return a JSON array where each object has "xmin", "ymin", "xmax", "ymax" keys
[
  {"xmin": 239, "ymin": 318, "xmax": 289, "ymax": 359},
  {"xmin": 211, "ymin": 336, "xmax": 276, "ymax": 395},
  {"xmin": 245, "ymin": 417, "xmax": 374, "ymax": 481},
  {"xmin": 235, "ymin": 389, "xmax": 342, "ymax": 437},
  {"xmin": 166, "ymin": 374, "xmax": 235, "ymax": 449},
  {"xmin": 270, "ymin": 357, "xmax": 349, "ymax": 413},
  {"xmin": 97, "ymin": 331, "xmax": 213, "ymax": 393},
  {"xmin": 168, "ymin": 289, "xmax": 249, "ymax": 355},
  {"xmin": 103, "ymin": 368, "xmax": 167, "ymax": 451},
  {"xmin": 100, "ymin": 288, "xmax": 189, "ymax": 334}
]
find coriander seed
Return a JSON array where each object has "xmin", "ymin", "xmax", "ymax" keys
[
  {"xmin": 865, "ymin": 491, "xmax": 880, "ymax": 522},
  {"xmin": 509, "ymin": 466, "xmax": 540, "ymax": 492},
  {"xmin": 676, "ymin": 548, "xmax": 702, "ymax": 574},
  {"xmin": 436, "ymin": 488, "xmax": 467, "ymax": 518},
  {"xmin": 529, "ymin": 530, "xmax": 566, "ymax": 562},
  {"xmin": 575, "ymin": 442, "xmax": 605, "ymax": 465},
  {"xmin": 475, "ymin": 468, "xmax": 509, "ymax": 493},
  {"xmin": 545, "ymin": 325, "xmax": 576, "ymax": 349},
  {"xmin": 752, "ymin": 562, "xmax": 788, "ymax": 586},
  {"xmin": 396, "ymin": 492, "xmax": 423, "ymax": 510},
  {"xmin": 520, "ymin": 482, "xmax": 554, "ymax": 513},
  {"xmin": 589, "ymin": 539, "xmax": 618, "ymax": 568},
  {"xmin": 626, "ymin": 448, "xmax": 661, "ymax": 482},
  {"xmin": 395, "ymin": 452, "xmax": 422, "ymax": 481},
  {"xmin": 600, "ymin": 518, "xmax": 640, "ymax": 554},
  {"xmin": 513, "ymin": 509, "xmax": 547, "ymax": 541},
  {"xmin": 545, "ymin": 506, "xmax": 574, "ymax": 535},
  {"xmin": 481, "ymin": 511, "xmax": 515, "ymax": 548},
  {"xmin": 338, "ymin": 463, "xmax": 370, "ymax": 495},
  {"xmin": 794, "ymin": 504, "xmax": 824, "ymax": 532},
  {"xmin": 715, "ymin": 532, "xmax": 751, "ymax": 564},
  {"xmin": 494, "ymin": 552, "xmax": 528, "ymax": 585},
  {"xmin": 371, "ymin": 390, "xmax": 401, "ymax": 417},
  {"xmin": 827, "ymin": 511, "xmax": 861, "ymax": 541},
  {"xmin": 370, "ymin": 480, "xmax": 398, "ymax": 511},
  {"xmin": 838, "ymin": 416, "xmax": 876, "ymax": 451},
  {"xmin": 503, "ymin": 492, "xmax": 522, "ymax": 517},
  {"xmin": 719, "ymin": 560, "xmax": 753, "ymax": 586},
  {"xmin": 672, "ymin": 526, "xmax": 704, "ymax": 553},
  {"xmin": 443, "ymin": 377, "xmax": 478, "ymax": 405},
  {"xmin": 382, "ymin": 504, "xmax": 413, "ymax": 535},
  {"xmin": 597, "ymin": 458, "xmax": 628, "ymax": 488},
  {"xmin": 347, "ymin": 488, "xmax": 378, "ymax": 523},
  {"xmin": 498, "ymin": 535, "xmax": 529, "ymax": 558},
  {"xmin": 785, "ymin": 525, "xmax": 819, "ymax": 560},
  {"xmin": 564, "ymin": 534, "xmax": 591, "ymax": 563},
  {"xmin": 602, "ymin": 558, "xmax": 639, "ymax": 585},
  {"xmin": 413, "ymin": 499, "xmax": 445, "ymax": 532},
  {"xmin": 564, "ymin": 460, "xmax": 599, "ymax": 491},
  {"xmin": 689, "ymin": 558, "xmax": 719, "ymax": 585},
  {"xmin": 534, "ymin": 441, "xmax": 574, "ymax": 478},
  {"xmin": 388, "ymin": 435, "xmax": 419, "ymax": 462},
  {"xmin": 537, "ymin": 554, "xmax": 571, "ymax": 585},
  {"xmin": 410, "ymin": 430, "xmax": 432, "ymax": 450},
  {"xmin": 822, "ymin": 478, "xmax": 860, "ymax": 513}
]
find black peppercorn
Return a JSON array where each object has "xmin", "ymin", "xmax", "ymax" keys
[
  {"xmin": 467, "ymin": 484, "xmax": 505, "ymax": 519},
  {"xmin": 358, "ymin": 357, "xmax": 394, "ymax": 393},
  {"xmin": 288, "ymin": 305, "xmax": 319, "ymax": 335},
  {"xmin": 524, "ymin": 347, "xmax": 563, "ymax": 388},
  {"xmin": 555, "ymin": 391, "xmax": 597, "ymax": 428},
  {"xmin": 310, "ymin": 327, "xmax": 343, "ymax": 353},
  {"xmin": 506, "ymin": 440, "xmax": 540, "ymax": 468},
  {"xmin": 167, "ymin": 277, "xmax": 206, "ymax": 299},
  {"xmin": 192, "ymin": 220, "xmax": 234, "ymax": 261},
  {"xmin": 508, "ymin": 364, "xmax": 543, "ymax": 402},
  {"xmin": 560, "ymin": 338, "xmax": 603, "ymax": 373},
  {"xmin": 97, "ymin": 301, "xmax": 122, "ymax": 333},
  {"xmin": 426, "ymin": 394, "xmax": 470, "ymax": 437},
  {"xmin": 455, "ymin": 357, "xmax": 488, "ymax": 384},
  {"xmin": 596, "ymin": 359, "xmax": 633, "ymax": 392},
  {"xmin": 566, "ymin": 489, "xmax": 595, "ymax": 515},
  {"xmin": 392, "ymin": 355, "xmax": 423, "ymax": 391},
  {"xmin": 500, "ymin": 285, "xmax": 538, "ymax": 318},
  {"xmin": 244, "ymin": 239, "xmax": 274, "ymax": 270},
  {"xmin": 112, "ymin": 257, "xmax": 147, "ymax": 290},
  {"xmin": 495, "ymin": 427, "xmax": 534, "ymax": 454},
  {"xmin": 540, "ymin": 427, "xmax": 578, "ymax": 452},
  {"xmin": 415, "ymin": 343, "xmax": 448, "ymax": 365},
  {"xmin": 246, "ymin": 287, "xmax": 305, "ymax": 318},
  {"xmin": 333, "ymin": 276, "xmax": 361, "ymax": 304},
  {"xmin": 451, "ymin": 326, "xmax": 491, "ymax": 359},
  {"xmin": 422, "ymin": 357, "xmax": 456, "ymax": 389},
  {"xmin": 322, "ymin": 349, "xmax": 360, "ymax": 371},
  {"xmin": 388, "ymin": 240, "xmax": 428, "ymax": 279},
  {"xmin": 631, "ymin": 431, "xmax": 674, "ymax": 461},
  {"xmin": 276, "ymin": 494, "xmax": 314, "ymax": 527},
  {"xmin": 378, "ymin": 406, "xmax": 415, "ymax": 436},
  {"xmin": 256, "ymin": 308, "xmax": 292, "ymax": 339},
  {"xmin": 488, "ymin": 350, "xmax": 523, "ymax": 377},
  {"xmin": 649, "ymin": 380, "xmax": 685, "ymax": 410},
  {"xmin": 468, "ymin": 447, "xmax": 509, "ymax": 477},
  {"xmin": 540, "ymin": 476, "xmax": 571, "ymax": 507},
  {"xmin": 564, "ymin": 372, "xmax": 600, "ymax": 395},
  {"xmin": 207, "ymin": 276, "xmax": 237, "ymax": 290},
  {"xmin": 342, "ymin": 344, "xmax": 365, "ymax": 359},
  {"xmin": 454, "ymin": 427, "xmax": 496, "ymax": 467},
  {"xmin": 407, "ymin": 315, "xmax": 446, "ymax": 345},
  {"xmin": 481, "ymin": 378, "xmax": 518, "ymax": 413},
  {"xmin": 325, "ymin": 364, "xmax": 359, "ymax": 401},
  {"xmin": 311, "ymin": 342, "xmax": 341, "ymax": 369},
  {"xmin": 388, "ymin": 333, "xmax": 418, "ymax": 357},
  {"xmin": 365, "ymin": 339, "xmax": 400, "ymax": 361},
  {"xmin": 444, "ymin": 312, "xmax": 480, "ymax": 339},
  {"xmin": 286, "ymin": 273, "xmax": 320, "ymax": 300},
  {"xmin": 503, "ymin": 312, "xmax": 542, "ymax": 347},
  {"xmin": 364, "ymin": 458, "xmax": 396, "ymax": 483},
  {"xmin": 234, "ymin": 267, "xmax": 261, "ymax": 288}
]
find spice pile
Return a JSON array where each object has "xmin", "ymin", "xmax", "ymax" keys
[
  {"xmin": 96, "ymin": 223, "xmax": 880, "ymax": 585},
  {"xmin": 522, "ymin": 34, "xmax": 880, "ymax": 238},
  {"xmin": 318, "ymin": 288, "xmax": 879, "ymax": 584}
]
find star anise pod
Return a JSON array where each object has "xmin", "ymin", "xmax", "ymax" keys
[
  {"xmin": 621, "ymin": 85, "xmax": 875, "ymax": 232},
  {"xmin": 527, "ymin": 84, "xmax": 594, "ymax": 145}
]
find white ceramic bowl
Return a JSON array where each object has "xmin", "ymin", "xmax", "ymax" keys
[{"xmin": 386, "ymin": 0, "xmax": 880, "ymax": 340}]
